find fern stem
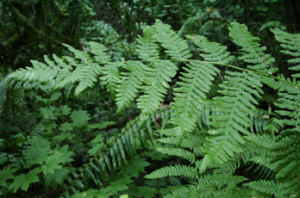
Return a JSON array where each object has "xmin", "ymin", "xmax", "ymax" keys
[{"xmin": 116, "ymin": 59, "xmax": 299, "ymax": 88}]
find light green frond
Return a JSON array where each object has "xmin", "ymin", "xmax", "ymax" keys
[
  {"xmin": 271, "ymin": 129, "xmax": 300, "ymax": 197},
  {"xmin": 55, "ymin": 44, "xmax": 105, "ymax": 95},
  {"xmin": 116, "ymin": 61, "xmax": 149, "ymax": 114},
  {"xmin": 229, "ymin": 22, "xmax": 277, "ymax": 74},
  {"xmin": 246, "ymin": 134, "xmax": 275, "ymax": 150},
  {"xmin": 55, "ymin": 60, "xmax": 81, "ymax": 89},
  {"xmin": 272, "ymin": 28, "xmax": 300, "ymax": 78},
  {"xmin": 198, "ymin": 174, "xmax": 247, "ymax": 188},
  {"xmin": 136, "ymin": 26, "xmax": 160, "ymax": 61},
  {"xmin": 244, "ymin": 180, "xmax": 278, "ymax": 196},
  {"xmin": 242, "ymin": 135, "xmax": 275, "ymax": 173},
  {"xmin": 88, "ymin": 41, "xmax": 111, "ymax": 64},
  {"xmin": 145, "ymin": 165, "xmax": 198, "ymax": 179},
  {"xmin": 137, "ymin": 61, "xmax": 177, "ymax": 116},
  {"xmin": 163, "ymin": 185, "xmax": 197, "ymax": 198},
  {"xmin": 153, "ymin": 19, "xmax": 192, "ymax": 60},
  {"xmin": 172, "ymin": 61, "xmax": 219, "ymax": 133},
  {"xmin": 74, "ymin": 62, "xmax": 101, "ymax": 95},
  {"xmin": 163, "ymin": 174, "xmax": 247, "ymax": 198},
  {"xmin": 171, "ymin": 36, "xmax": 231, "ymax": 134},
  {"xmin": 156, "ymin": 147, "xmax": 195, "ymax": 163},
  {"xmin": 8, "ymin": 55, "xmax": 64, "ymax": 91},
  {"xmin": 157, "ymin": 129, "xmax": 205, "ymax": 157},
  {"xmin": 201, "ymin": 71, "xmax": 263, "ymax": 173},
  {"xmin": 62, "ymin": 44, "xmax": 91, "ymax": 64},
  {"xmin": 275, "ymin": 87, "xmax": 300, "ymax": 129},
  {"xmin": 100, "ymin": 62, "xmax": 122, "ymax": 98},
  {"xmin": 187, "ymin": 35, "xmax": 234, "ymax": 64},
  {"xmin": 180, "ymin": 131, "xmax": 206, "ymax": 152},
  {"xmin": 259, "ymin": 21, "xmax": 286, "ymax": 34},
  {"xmin": 213, "ymin": 160, "xmax": 239, "ymax": 175}
]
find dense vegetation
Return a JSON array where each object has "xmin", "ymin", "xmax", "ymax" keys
[{"xmin": 1, "ymin": 0, "xmax": 300, "ymax": 197}]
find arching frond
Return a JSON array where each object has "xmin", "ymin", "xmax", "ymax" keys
[
  {"xmin": 229, "ymin": 22, "xmax": 278, "ymax": 74},
  {"xmin": 172, "ymin": 61, "xmax": 218, "ymax": 133},
  {"xmin": 156, "ymin": 147, "xmax": 195, "ymax": 163},
  {"xmin": 163, "ymin": 174, "xmax": 247, "ymax": 198},
  {"xmin": 272, "ymin": 28, "xmax": 300, "ymax": 78},
  {"xmin": 244, "ymin": 180, "xmax": 278, "ymax": 196},
  {"xmin": 171, "ymin": 34, "xmax": 233, "ymax": 134},
  {"xmin": 100, "ymin": 62, "xmax": 122, "ymax": 98},
  {"xmin": 153, "ymin": 19, "xmax": 192, "ymax": 60},
  {"xmin": 136, "ymin": 26, "xmax": 160, "ymax": 61},
  {"xmin": 137, "ymin": 61, "xmax": 177, "ymax": 116},
  {"xmin": 271, "ymin": 129, "xmax": 300, "ymax": 197},
  {"xmin": 116, "ymin": 61, "xmax": 149, "ymax": 114},
  {"xmin": 145, "ymin": 164, "xmax": 198, "ymax": 179},
  {"xmin": 59, "ymin": 107, "xmax": 174, "ymax": 197},
  {"xmin": 201, "ymin": 71, "xmax": 263, "ymax": 173}
]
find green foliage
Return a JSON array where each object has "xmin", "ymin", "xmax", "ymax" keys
[
  {"xmin": 9, "ymin": 168, "xmax": 41, "ymax": 193},
  {"xmin": 1, "ymin": 19, "xmax": 300, "ymax": 198}
]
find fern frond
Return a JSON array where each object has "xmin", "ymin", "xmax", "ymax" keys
[
  {"xmin": 63, "ymin": 44, "xmax": 91, "ymax": 63},
  {"xmin": 163, "ymin": 185, "xmax": 198, "ymax": 198},
  {"xmin": 116, "ymin": 61, "xmax": 149, "ymax": 114},
  {"xmin": 60, "ymin": 107, "xmax": 173, "ymax": 197},
  {"xmin": 153, "ymin": 19, "xmax": 192, "ymax": 60},
  {"xmin": 272, "ymin": 28, "xmax": 300, "ymax": 78},
  {"xmin": 136, "ymin": 26, "xmax": 160, "ymax": 61},
  {"xmin": 156, "ymin": 125, "xmax": 205, "ymax": 156},
  {"xmin": 271, "ymin": 129, "xmax": 300, "ymax": 197},
  {"xmin": 145, "ymin": 164, "xmax": 198, "ymax": 179},
  {"xmin": 137, "ymin": 61, "xmax": 177, "ymax": 116},
  {"xmin": 241, "ymin": 135, "xmax": 276, "ymax": 175},
  {"xmin": 172, "ymin": 61, "xmax": 219, "ymax": 133},
  {"xmin": 275, "ymin": 85, "xmax": 300, "ymax": 129},
  {"xmin": 213, "ymin": 160, "xmax": 240, "ymax": 175},
  {"xmin": 74, "ymin": 62, "xmax": 101, "ymax": 95},
  {"xmin": 171, "ymin": 36, "xmax": 232, "ymax": 134},
  {"xmin": 201, "ymin": 71, "xmax": 263, "ymax": 173},
  {"xmin": 54, "ymin": 56, "xmax": 82, "ymax": 89},
  {"xmin": 156, "ymin": 147, "xmax": 195, "ymax": 163},
  {"xmin": 163, "ymin": 174, "xmax": 247, "ymax": 198},
  {"xmin": 187, "ymin": 35, "xmax": 234, "ymax": 64},
  {"xmin": 88, "ymin": 41, "xmax": 111, "ymax": 64},
  {"xmin": 229, "ymin": 22, "xmax": 277, "ymax": 74},
  {"xmin": 55, "ymin": 44, "xmax": 103, "ymax": 95},
  {"xmin": 8, "ymin": 43, "xmax": 107, "ymax": 96},
  {"xmin": 198, "ymin": 174, "xmax": 247, "ymax": 188},
  {"xmin": 100, "ymin": 62, "xmax": 122, "ymax": 98},
  {"xmin": 244, "ymin": 180, "xmax": 278, "ymax": 195},
  {"xmin": 8, "ymin": 58, "xmax": 59, "ymax": 91}
]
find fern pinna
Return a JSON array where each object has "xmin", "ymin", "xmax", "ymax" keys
[{"xmin": 1, "ymin": 19, "xmax": 300, "ymax": 197}]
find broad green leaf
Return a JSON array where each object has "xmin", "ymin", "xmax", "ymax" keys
[
  {"xmin": 93, "ymin": 121, "xmax": 116, "ymax": 130},
  {"xmin": 42, "ymin": 146, "xmax": 73, "ymax": 174},
  {"xmin": 59, "ymin": 123, "xmax": 74, "ymax": 132},
  {"xmin": 40, "ymin": 106, "xmax": 57, "ymax": 120},
  {"xmin": 70, "ymin": 110, "xmax": 91, "ymax": 127},
  {"xmin": 61, "ymin": 105, "xmax": 72, "ymax": 115},
  {"xmin": 10, "ymin": 168, "xmax": 41, "ymax": 192},
  {"xmin": 53, "ymin": 132, "xmax": 76, "ymax": 141},
  {"xmin": 0, "ymin": 168, "xmax": 17, "ymax": 187},
  {"xmin": 45, "ymin": 168, "xmax": 70, "ymax": 188},
  {"xmin": 24, "ymin": 145, "xmax": 49, "ymax": 166}
]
